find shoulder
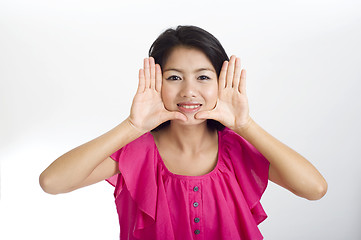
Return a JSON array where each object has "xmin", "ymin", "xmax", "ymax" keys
[
  {"xmin": 125, "ymin": 132, "xmax": 154, "ymax": 149},
  {"xmin": 219, "ymin": 127, "xmax": 246, "ymax": 145},
  {"xmin": 111, "ymin": 132, "xmax": 154, "ymax": 160},
  {"xmin": 219, "ymin": 127, "xmax": 266, "ymax": 159}
]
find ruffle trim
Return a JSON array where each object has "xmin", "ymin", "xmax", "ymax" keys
[
  {"xmin": 221, "ymin": 127, "xmax": 270, "ymax": 225},
  {"xmin": 106, "ymin": 133, "xmax": 157, "ymax": 239}
]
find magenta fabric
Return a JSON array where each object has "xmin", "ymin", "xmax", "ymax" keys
[{"xmin": 106, "ymin": 127, "xmax": 270, "ymax": 240}]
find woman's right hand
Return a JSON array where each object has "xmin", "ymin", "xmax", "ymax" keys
[{"xmin": 127, "ymin": 57, "xmax": 187, "ymax": 133}]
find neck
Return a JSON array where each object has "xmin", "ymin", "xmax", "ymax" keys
[{"xmin": 163, "ymin": 121, "xmax": 216, "ymax": 155}]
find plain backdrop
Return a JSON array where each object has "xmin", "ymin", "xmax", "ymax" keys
[{"xmin": 1, "ymin": 0, "xmax": 360, "ymax": 239}]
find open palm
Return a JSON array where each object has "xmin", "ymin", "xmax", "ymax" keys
[
  {"xmin": 128, "ymin": 57, "xmax": 187, "ymax": 132},
  {"xmin": 195, "ymin": 55, "xmax": 251, "ymax": 130}
]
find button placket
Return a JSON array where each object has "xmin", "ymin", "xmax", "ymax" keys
[{"xmin": 190, "ymin": 182, "xmax": 202, "ymax": 237}]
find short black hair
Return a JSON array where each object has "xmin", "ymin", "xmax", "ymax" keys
[{"xmin": 149, "ymin": 25, "xmax": 228, "ymax": 132}]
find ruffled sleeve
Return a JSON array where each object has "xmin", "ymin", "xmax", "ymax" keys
[
  {"xmin": 105, "ymin": 133, "xmax": 158, "ymax": 238},
  {"xmin": 221, "ymin": 127, "xmax": 270, "ymax": 225}
]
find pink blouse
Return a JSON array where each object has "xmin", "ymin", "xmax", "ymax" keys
[{"xmin": 106, "ymin": 127, "xmax": 270, "ymax": 240}]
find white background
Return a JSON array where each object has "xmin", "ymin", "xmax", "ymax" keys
[{"xmin": 1, "ymin": 0, "xmax": 360, "ymax": 239}]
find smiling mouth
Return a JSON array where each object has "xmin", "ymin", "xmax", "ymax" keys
[
  {"xmin": 177, "ymin": 104, "xmax": 202, "ymax": 109},
  {"xmin": 176, "ymin": 104, "xmax": 202, "ymax": 113}
]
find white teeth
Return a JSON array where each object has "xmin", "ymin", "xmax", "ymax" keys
[{"xmin": 179, "ymin": 105, "xmax": 201, "ymax": 109}]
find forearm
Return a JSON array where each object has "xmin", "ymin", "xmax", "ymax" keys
[
  {"xmin": 235, "ymin": 118, "xmax": 327, "ymax": 200},
  {"xmin": 39, "ymin": 118, "xmax": 144, "ymax": 194}
]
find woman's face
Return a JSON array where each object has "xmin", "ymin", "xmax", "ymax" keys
[{"xmin": 161, "ymin": 46, "xmax": 218, "ymax": 125}]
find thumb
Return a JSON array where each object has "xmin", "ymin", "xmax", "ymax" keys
[
  {"xmin": 195, "ymin": 110, "xmax": 216, "ymax": 120},
  {"xmin": 166, "ymin": 111, "xmax": 188, "ymax": 122}
]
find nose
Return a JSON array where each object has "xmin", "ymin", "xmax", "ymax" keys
[{"xmin": 180, "ymin": 80, "xmax": 197, "ymax": 98}]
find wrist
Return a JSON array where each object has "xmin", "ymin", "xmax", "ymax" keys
[
  {"xmin": 125, "ymin": 117, "xmax": 148, "ymax": 135},
  {"xmin": 233, "ymin": 116, "xmax": 254, "ymax": 136}
]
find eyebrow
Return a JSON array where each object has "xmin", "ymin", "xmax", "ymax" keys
[{"xmin": 163, "ymin": 67, "xmax": 216, "ymax": 73}]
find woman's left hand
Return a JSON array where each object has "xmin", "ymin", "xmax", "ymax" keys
[{"xmin": 195, "ymin": 55, "xmax": 252, "ymax": 131}]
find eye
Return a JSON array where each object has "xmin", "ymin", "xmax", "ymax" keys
[
  {"xmin": 166, "ymin": 75, "xmax": 181, "ymax": 81},
  {"xmin": 198, "ymin": 75, "xmax": 210, "ymax": 80}
]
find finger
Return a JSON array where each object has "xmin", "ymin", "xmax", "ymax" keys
[
  {"xmin": 239, "ymin": 69, "xmax": 247, "ymax": 93},
  {"xmin": 226, "ymin": 55, "xmax": 236, "ymax": 88},
  {"xmin": 144, "ymin": 58, "xmax": 150, "ymax": 88},
  {"xmin": 137, "ymin": 69, "xmax": 145, "ymax": 93},
  {"xmin": 233, "ymin": 57, "xmax": 241, "ymax": 89},
  {"xmin": 149, "ymin": 57, "xmax": 156, "ymax": 90},
  {"xmin": 219, "ymin": 61, "xmax": 228, "ymax": 89},
  {"xmin": 155, "ymin": 64, "xmax": 162, "ymax": 92}
]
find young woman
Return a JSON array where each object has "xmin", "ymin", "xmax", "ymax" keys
[{"xmin": 39, "ymin": 25, "xmax": 327, "ymax": 240}]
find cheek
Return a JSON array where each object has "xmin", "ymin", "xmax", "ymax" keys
[
  {"xmin": 204, "ymin": 86, "xmax": 218, "ymax": 105},
  {"xmin": 161, "ymin": 85, "xmax": 174, "ymax": 108}
]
